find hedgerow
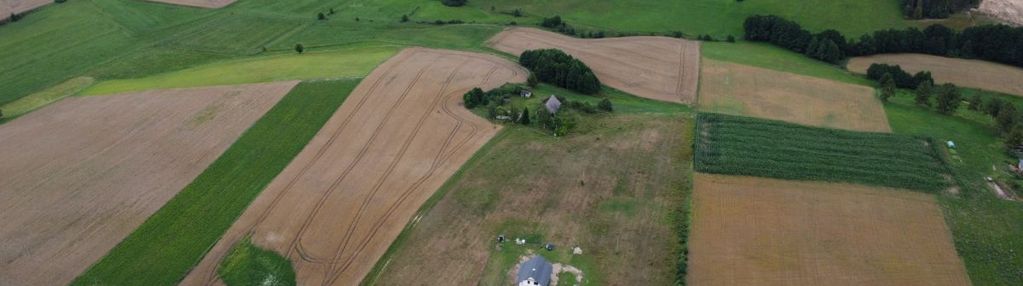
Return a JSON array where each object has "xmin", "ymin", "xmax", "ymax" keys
[{"xmin": 695, "ymin": 113, "xmax": 950, "ymax": 192}]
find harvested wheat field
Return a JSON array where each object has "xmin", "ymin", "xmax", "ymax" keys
[
  {"xmin": 144, "ymin": 0, "xmax": 234, "ymax": 9},
  {"xmin": 181, "ymin": 48, "xmax": 527, "ymax": 286},
  {"xmin": 0, "ymin": 81, "xmax": 297, "ymax": 286},
  {"xmin": 699, "ymin": 59, "xmax": 891, "ymax": 132},
  {"xmin": 1, "ymin": 0, "xmax": 51, "ymax": 19},
  {"xmin": 688, "ymin": 173, "xmax": 970, "ymax": 286},
  {"xmin": 849, "ymin": 54, "xmax": 1023, "ymax": 96},
  {"xmin": 489, "ymin": 27, "xmax": 700, "ymax": 104}
]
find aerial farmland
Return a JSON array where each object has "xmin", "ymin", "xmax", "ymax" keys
[{"xmin": 1, "ymin": 1, "xmax": 1022, "ymax": 286}]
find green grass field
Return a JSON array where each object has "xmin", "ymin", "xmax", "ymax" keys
[
  {"xmin": 71, "ymin": 79, "xmax": 358, "ymax": 286},
  {"xmin": 695, "ymin": 112, "xmax": 950, "ymax": 192},
  {"xmin": 83, "ymin": 46, "xmax": 398, "ymax": 95},
  {"xmin": 884, "ymin": 92, "xmax": 1023, "ymax": 285}
]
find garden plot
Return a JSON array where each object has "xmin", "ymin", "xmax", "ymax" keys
[{"xmin": 0, "ymin": 81, "xmax": 297, "ymax": 286}]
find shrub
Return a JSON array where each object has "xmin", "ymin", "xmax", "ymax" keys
[
  {"xmin": 294, "ymin": 44, "xmax": 304, "ymax": 54},
  {"xmin": 317, "ymin": 12, "xmax": 326, "ymax": 20},
  {"xmin": 598, "ymin": 98, "xmax": 613, "ymax": 112},
  {"xmin": 441, "ymin": 0, "xmax": 467, "ymax": 7}
]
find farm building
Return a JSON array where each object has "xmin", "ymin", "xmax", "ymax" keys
[
  {"xmin": 517, "ymin": 255, "xmax": 553, "ymax": 286},
  {"xmin": 545, "ymin": 95, "xmax": 561, "ymax": 114},
  {"xmin": 521, "ymin": 89, "xmax": 533, "ymax": 98}
]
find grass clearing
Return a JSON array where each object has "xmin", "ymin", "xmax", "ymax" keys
[
  {"xmin": 701, "ymin": 41, "xmax": 872, "ymax": 86},
  {"xmin": 689, "ymin": 173, "xmax": 970, "ymax": 285},
  {"xmin": 697, "ymin": 59, "xmax": 889, "ymax": 132},
  {"xmin": 83, "ymin": 46, "xmax": 397, "ymax": 95},
  {"xmin": 369, "ymin": 113, "xmax": 692, "ymax": 285},
  {"xmin": 0, "ymin": 77, "xmax": 93, "ymax": 119},
  {"xmin": 71, "ymin": 79, "xmax": 358, "ymax": 286},
  {"xmin": 695, "ymin": 113, "xmax": 949, "ymax": 192}
]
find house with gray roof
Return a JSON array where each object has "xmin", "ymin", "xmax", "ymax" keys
[
  {"xmin": 545, "ymin": 95, "xmax": 561, "ymax": 114},
  {"xmin": 517, "ymin": 255, "xmax": 553, "ymax": 286}
]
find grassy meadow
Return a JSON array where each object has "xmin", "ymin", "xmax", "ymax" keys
[{"xmin": 72, "ymin": 79, "xmax": 358, "ymax": 285}]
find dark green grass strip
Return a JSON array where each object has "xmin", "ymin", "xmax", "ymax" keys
[
  {"xmin": 218, "ymin": 237, "xmax": 296, "ymax": 286},
  {"xmin": 72, "ymin": 79, "xmax": 359, "ymax": 286},
  {"xmin": 695, "ymin": 112, "xmax": 950, "ymax": 192}
]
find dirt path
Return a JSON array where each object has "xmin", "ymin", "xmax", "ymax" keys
[
  {"xmin": 848, "ymin": 53, "xmax": 1023, "ymax": 97},
  {"xmin": 0, "ymin": 81, "xmax": 297, "ymax": 286},
  {"xmin": 488, "ymin": 27, "xmax": 700, "ymax": 104},
  {"xmin": 180, "ymin": 48, "xmax": 527, "ymax": 286}
]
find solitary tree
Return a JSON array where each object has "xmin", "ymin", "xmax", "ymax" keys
[
  {"xmin": 401, "ymin": 14, "xmax": 409, "ymax": 22},
  {"xmin": 294, "ymin": 43, "xmax": 305, "ymax": 54},
  {"xmin": 598, "ymin": 98, "xmax": 613, "ymax": 112},
  {"xmin": 914, "ymin": 80, "xmax": 933, "ymax": 106},
  {"xmin": 318, "ymin": 12, "xmax": 326, "ymax": 20},
  {"xmin": 879, "ymin": 73, "xmax": 896, "ymax": 102},
  {"xmin": 967, "ymin": 94, "xmax": 983, "ymax": 111},
  {"xmin": 934, "ymin": 84, "xmax": 962, "ymax": 114},
  {"xmin": 519, "ymin": 106, "xmax": 531, "ymax": 125},
  {"xmin": 997, "ymin": 104, "xmax": 1018, "ymax": 134}
]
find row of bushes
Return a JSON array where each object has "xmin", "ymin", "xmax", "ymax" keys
[
  {"xmin": 743, "ymin": 15, "xmax": 1023, "ymax": 68},
  {"xmin": 519, "ymin": 49, "xmax": 601, "ymax": 94},
  {"xmin": 695, "ymin": 113, "xmax": 951, "ymax": 192},
  {"xmin": 866, "ymin": 63, "xmax": 933, "ymax": 89}
]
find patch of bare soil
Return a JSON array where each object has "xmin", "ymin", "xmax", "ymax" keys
[
  {"xmin": 699, "ymin": 59, "xmax": 891, "ymax": 132},
  {"xmin": 976, "ymin": 0, "xmax": 1023, "ymax": 26},
  {"xmin": 0, "ymin": 81, "xmax": 297, "ymax": 286},
  {"xmin": 489, "ymin": 27, "xmax": 701, "ymax": 104},
  {"xmin": 848, "ymin": 53, "xmax": 1023, "ymax": 97},
  {"xmin": 180, "ymin": 48, "xmax": 527, "ymax": 286},
  {"xmin": 144, "ymin": 0, "xmax": 235, "ymax": 9},
  {"xmin": 689, "ymin": 173, "xmax": 971, "ymax": 286}
]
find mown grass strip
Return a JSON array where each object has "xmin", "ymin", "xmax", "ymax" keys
[
  {"xmin": 695, "ymin": 112, "xmax": 949, "ymax": 192},
  {"xmin": 72, "ymin": 79, "xmax": 360, "ymax": 286}
]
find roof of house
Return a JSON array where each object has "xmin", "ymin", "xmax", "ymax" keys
[
  {"xmin": 545, "ymin": 95, "xmax": 561, "ymax": 114},
  {"xmin": 516, "ymin": 255, "xmax": 553, "ymax": 286}
]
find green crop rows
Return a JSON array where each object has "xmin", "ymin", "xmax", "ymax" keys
[{"xmin": 695, "ymin": 113, "xmax": 950, "ymax": 192}]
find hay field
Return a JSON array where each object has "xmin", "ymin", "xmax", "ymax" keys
[
  {"xmin": 181, "ymin": 48, "xmax": 527, "ymax": 286},
  {"xmin": 144, "ymin": 0, "xmax": 234, "ymax": 9},
  {"xmin": 0, "ymin": 81, "xmax": 297, "ymax": 286},
  {"xmin": 848, "ymin": 54, "xmax": 1023, "ymax": 97},
  {"xmin": 688, "ymin": 174, "xmax": 970, "ymax": 286},
  {"xmin": 698, "ymin": 59, "xmax": 890, "ymax": 132},
  {"xmin": 489, "ymin": 27, "xmax": 700, "ymax": 104}
]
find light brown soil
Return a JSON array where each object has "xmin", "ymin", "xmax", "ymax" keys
[
  {"xmin": 699, "ymin": 59, "xmax": 891, "ymax": 132},
  {"xmin": 977, "ymin": 0, "xmax": 1023, "ymax": 26},
  {"xmin": 1, "ymin": 0, "xmax": 53, "ymax": 19},
  {"xmin": 688, "ymin": 173, "xmax": 971, "ymax": 286},
  {"xmin": 144, "ymin": 0, "xmax": 235, "ymax": 9},
  {"xmin": 848, "ymin": 54, "xmax": 1023, "ymax": 96},
  {"xmin": 488, "ymin": 27, "xmax": 701, "ymax": 104},
  {"xmin": 180, "ymin": 48, "xmax": 527, "ymax": 286},
  {"xmin": 0, "ymin": 81, "xmax": 297, "ymax": 286}
]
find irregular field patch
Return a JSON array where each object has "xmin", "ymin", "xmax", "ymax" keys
[
  {"xmin": 73, "ymin": 79, "xmax": 358, "ymax": 285},
  {"xmin": 689, "ymin": 173, "xmax": 970, "ymax": 286},
  {"xmin": 0, "ymin": 76, "xmax": 93, "ymax": 120},
  {"xmin": 371, "ymin": 114, "xmax": 692, "ymax": 286},
  {"xmin": 145, "ymin": 0, "xmax": 235, "ymax": 9},
  {"xmin": 1, "ymin": 0, "xmax": 53, "ymax": 20},
  {"xmin": 848, "ymin": 54, "xmax": 1023, "ymax": 97},
  {"xmin": 695, "ymin": 113, "xmax": 949, "ymax": 192},
  {"xmin": 181, "ymin": 48, "xmax": 527, "ymax": 286},
  {"xmin": 698, "ymin": 59, "xmax": 890, "ymax": 132},
  {"xmin": 489, "ymin": 27, "xmax": 700, "ymax": 104},
  {"xmin": 0, "ymin": 81, "xmax": 298, "ymax": 286}
]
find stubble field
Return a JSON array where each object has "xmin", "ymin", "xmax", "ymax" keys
[
  {"xmin": 848, "ymin": 54, "xmax": 1023, "ymax": 97},
  {"xmin": 489, "ymin": 27, "xmax": 700, "ymax": 104},
  {"xmin": 688, "ymin": 173, "xmax": 970, "ymax": 286},
  {"xmin": 0, "ymin": 81, "xmax": 297, "ymax": 286},
  {"xmin": 180, "ymin": 48, "xmax": 527, "ymax": 286},
  {"xmin": 698, "ymin": 59, "xmax": 890, "ymax": 132},
  {"xmin": 144, "ymin": 0, "xmax": 235, "ymax": 8}
]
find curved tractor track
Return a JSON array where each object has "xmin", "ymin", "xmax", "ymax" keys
[
  {"xmin": 488, "ymin": 27, "xmax": 701, "ymax": 104},
  {"xmin": 181, "ymin": 48, "xmax": 527, "ymax": 286}
]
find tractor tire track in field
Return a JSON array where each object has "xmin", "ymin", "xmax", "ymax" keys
[{"xmin": 181, "ymin": 48, "xmax": 527, "ymax": 286}]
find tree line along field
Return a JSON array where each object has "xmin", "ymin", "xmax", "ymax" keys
[{"xmin": 695, "ymin": 113, "xmax": 950, "ymax": 192}]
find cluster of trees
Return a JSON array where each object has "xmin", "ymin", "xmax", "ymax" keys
[
  {"xmin": 441, "ymin": 0, "xmax": 467, "ymax": 7},
  {"xmin": 463, "ymin": 84, "xmax": 613, "ymax": 136},
  {"xmin": 901, "ymin": 0, "xmax": 978, "ymax": 19},
  {"xmin": 743, "ymin": 15, "xmax": 846, "ymax": 64},
  {"xmin": 866, "ymin": 63, "xmax": 933, "ymax": 89},
  {"xmin": 519, "ymin": 49, "xmax": 601, "ymax": 94},
  {"xmin": 743, "ymin": 15, "xmax": 1023, "ymax": 68},
  {"xmin": 968, "ymin": 95, "xmax": 1023, "ymax": 149},
  {"xmin": 540, "ymin": 15, "xmax": 578, "ymax": 36}
]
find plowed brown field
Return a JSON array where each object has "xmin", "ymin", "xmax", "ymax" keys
[
  {"xmin": 488, "ymin": 27, "xmax": 700, "ymax": 104},
  {"xmin": 699, "ymin": 59, "xmax": 891, "ymax": 132},
  {"xmin": 688, "ymin": 174, "xmax": 970, "ymax": 286},
  {"xmin": 0, "ymin": 81, "xmax": 297, "ymax": 286},
  {"xmin": 848, "ymin": 54, "xmax": 1023, "ymax": 96},
  {"xmin": 181, "ymin": 48, "xmax": 527, "ymax": 286},
  {"xmin": 144, "ymin": 0, "xmax": 234, "ymax": 9},
  {"xmin": 1, "ymin": 0, "xmax": 52, "ymax": 19}
]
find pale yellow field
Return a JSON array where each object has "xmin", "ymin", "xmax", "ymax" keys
[
  {"xmin": 849, "ymin": 54, "xmax": 1023, "ymax": 97},
  {"xmin": 698, "ymin": 59, "xmax": 891, "ymax": 132},
  {"xmin": 688, "ymin": 174, "xmax": 970, "ymax": 286}
]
